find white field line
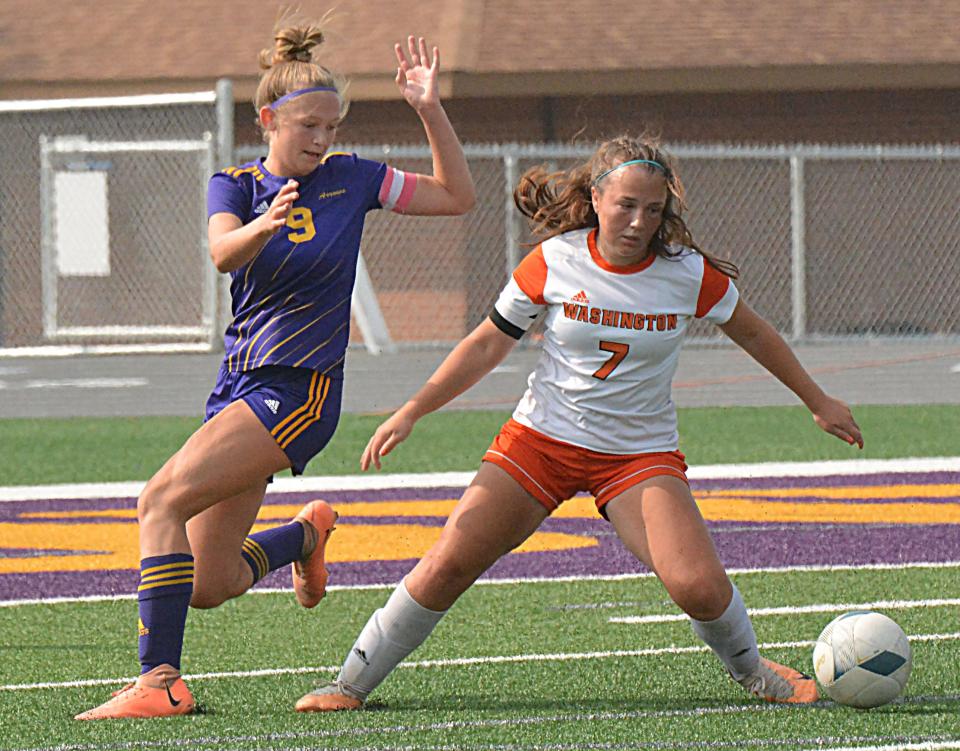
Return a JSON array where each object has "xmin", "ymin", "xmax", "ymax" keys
[
  {"xmin": 0, "ymin": 472, "xmax": 476, "ymax": 501},
  {"xmin": 804, "ymin": 743, "xmax": 960, "ymax": 751},
  {"xmin": 2, "ymin": 631, "xmax": 959, "ymax": 693},
  {"xmin": 11, "ymin": 716, "xmax": 959, "ymax": 751},
  {"xmin": 17, "ymin": 734, "xmax": 960, "ymax": 751},
  {"xmin": 610, "ymin": 597, "xmax": 960, "ymax": 624},
  {"xmin": 1, "ymin": 456, "xmax": 958, "ymax": 501},
  {"xmin": 11, "ymin": 699, "xmax": 960, "ymax": 751},
  {"xmin": 4, "ymin": 559, "xmax": 960, "ymax": 609},
  {"xmin": 0, "ymin": 706, "xmax": 808, "ymax": 751},
  {"xmin": 0, "ymin": 377, "xmax": 149, "ymax": 391}
]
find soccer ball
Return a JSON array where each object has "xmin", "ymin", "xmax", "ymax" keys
[{"xmin": 812, "ymin": 611, "xmax": 912, "ymax": 708}]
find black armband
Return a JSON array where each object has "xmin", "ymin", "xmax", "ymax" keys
[{"xmin": 489, "ymin": 309, "xmax": 525, "ymax": 340}]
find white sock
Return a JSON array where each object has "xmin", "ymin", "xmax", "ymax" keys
[
  {"xmin": 336, "ymin": 579, "xmax": 446, "ymax": 699},
  {"xmin": 689, "ymin": 584, "xmax": 760, "ymax": 680}
]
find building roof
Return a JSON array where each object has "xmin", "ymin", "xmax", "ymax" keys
[{"xmin": 3, "ymin": 0, "xmax": 959, "ymax": 100}]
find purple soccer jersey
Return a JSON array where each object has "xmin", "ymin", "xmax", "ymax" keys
[{"xmin": 207, "ymin": 153, "xmax": 412, "ymax": 374}]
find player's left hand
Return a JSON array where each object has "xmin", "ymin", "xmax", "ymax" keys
[
  {"xmin": 811, "ymin": 395, "xmax": 864, "ymax": 448},
  {"xmin": 395, "ymin": 36, "xmax": 439, "ymax": 111},
  {"xmin": 360, "ymin": 410, "xmax": 416, "ymax": 471}
]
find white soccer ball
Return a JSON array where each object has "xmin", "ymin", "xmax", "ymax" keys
[{"xmin": 812, "ymin": 610, "xmax": 912, "ymax": 708}]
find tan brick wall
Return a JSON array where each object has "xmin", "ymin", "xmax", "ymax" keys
[{"xmin": 237, "ymin": 88, "xmax": 960, "ymax": 147}]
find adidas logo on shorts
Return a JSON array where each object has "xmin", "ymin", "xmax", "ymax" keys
[
  {"xmin": 254, "ymin": 200, "xmax": 269, "ymax": 214},
  {"xmin": 264, "ymin": 398, "xmax": 280, "ymax": 414}
]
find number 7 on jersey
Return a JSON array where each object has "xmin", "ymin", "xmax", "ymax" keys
[{"xmin": 593, "ymin": 341, "xmax": 629, "ymax": 380}]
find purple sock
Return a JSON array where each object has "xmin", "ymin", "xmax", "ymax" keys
[
  {"xmin": 241, "ymin": 521, "xmax": 305, "ymax": 583},
  {"xmin": 138, "ymin": 553, "xmax": 194, "ymax": 673}
]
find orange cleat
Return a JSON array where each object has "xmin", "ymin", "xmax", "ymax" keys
[
  {"xmin": 295, "ymin": 682, "xmax": 363, "ymax": 712},
  {"xmin": 292, "ymin": 500, "xmax": 338, "ymax": 608},
  {"xmin": 738, "ymin": 657, "xmax": 819, "ymax": 704},
  {"xmin": 75, "ymin": 664, "xmax": 195, "ymax": 720}
]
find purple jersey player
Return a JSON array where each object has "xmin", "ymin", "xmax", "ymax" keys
[
  {"xmin": 207, "ymin": 153, "xmax": 413, "ymax": 375},
  {"xmin": 76, "ymin": 18, "xmax": 475, "ymax": 721}
]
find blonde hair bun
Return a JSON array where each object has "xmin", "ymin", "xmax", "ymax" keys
[{"xmin": 258, "ymin": 25, "xmax": 325, "ymax": 70}]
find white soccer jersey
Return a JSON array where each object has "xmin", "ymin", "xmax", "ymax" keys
[{"xmin": 493, "ymin": 228, "xmax": 739, "ymax": 454}]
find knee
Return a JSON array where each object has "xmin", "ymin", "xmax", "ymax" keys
[
  {"xmin": 137, "ymin": 469, "xmax": 197, "ymax": 526},
  {"xmin": 662, "ymin": 569, "xmax": 732, "ymax": 621},
  {"xmin": 417, "ymin": 551, "xmax": 484, "ymax": 594}
]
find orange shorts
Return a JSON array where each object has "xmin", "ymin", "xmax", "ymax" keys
[{"xmin": 482, "ymin": 418, "xmax": 688, "ymax": 516}]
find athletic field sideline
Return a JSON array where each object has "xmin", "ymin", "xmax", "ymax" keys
[{"xmin": 1, "ymin": 458, "xmax": 959, "ymax": 750}]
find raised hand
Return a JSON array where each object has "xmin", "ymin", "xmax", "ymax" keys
[{"xmin": 395, "ymin": 36, "xmax": 439, "ymax": 111}]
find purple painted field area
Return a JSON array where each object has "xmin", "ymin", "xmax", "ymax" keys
[{"xmin": 1, "ymin": 471, "xmax": 958, "ymax": 602}]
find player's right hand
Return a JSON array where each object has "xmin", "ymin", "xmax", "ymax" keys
[
  {"xmin": 261, "ymin": 179, "xmax": 299, "ymax": 233},
  {"xmin": 361, "ymin": 411, "xmax": 416, "ymax": 471}
]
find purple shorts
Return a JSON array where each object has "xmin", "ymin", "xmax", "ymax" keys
[{"xmin": 205, "ymin": 362, "xmax": 343, "ymax": 475}]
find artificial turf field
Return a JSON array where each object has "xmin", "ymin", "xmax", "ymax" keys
[
  {"xmin": 1, "ymin": 405, "xmax": 959, "ymax": 750},
  {"xmin": 3, "ymin": 564, "xmax": 960, "ymax": 749}
]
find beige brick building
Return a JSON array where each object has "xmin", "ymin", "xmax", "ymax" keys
[
  {"xmin": 2, "ymin": 1, "xmax": 958, "ymax": 350},
  {"xmin": 3, "ymin": 0, "xmax": 959, "ymax": 146}
]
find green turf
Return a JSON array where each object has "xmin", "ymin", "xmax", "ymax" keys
[
  {"xmin": 1, "ymin": 567, "xmax": 956, "ymax": 749},
  {"xmin": 1, "ymin": 404, "xmax": 958, "ymax": 485}
]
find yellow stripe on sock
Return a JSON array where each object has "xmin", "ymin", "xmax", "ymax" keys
[
  {"xmin": 242, "ymin": 538, "xmax": 269, "ymax": 580},
  {"xmin": 140, "ymin": 561, "xmax": 194, "ymax": 577},
  {"xmin": 139, "ymin": 567, "xmax": 195, "ymax": 586},
  {"xmin": 137, "ymin": 576, "xmax": 195, "ymax": 592}
]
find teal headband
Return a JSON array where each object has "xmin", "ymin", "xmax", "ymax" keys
[
  {"xmin": 270, "ymin": 86, "xmax": 339, "ymax": 111},
  {"xmin": 592, "ymin": 158, "xmax": 668, "ymax": 185}
]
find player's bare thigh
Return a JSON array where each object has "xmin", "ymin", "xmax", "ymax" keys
[
  {"xmin": 406, "ymin": 462, "xmax": 548, "ymax": 611},
  {"xmin": 138, "ymin": 399, "xmax": 291, "ymax": 557},
  {"xmin": 605, "ymin": 475, "xmax": 732, "ymax": 620}
]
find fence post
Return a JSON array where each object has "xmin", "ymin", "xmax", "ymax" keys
[
  {"xmin": 213, "ymin": 78, "xmax": 235, "ymax": 351},
  {"xmin": 38, "ymin": 135, "xmax": 56, "ymax": 339},
  {"xmin": 789, "ymin": 154, "xmax": 806, "ymax": 341},
  {"xmin": 504, "ymin": 153, "xmax": 520, "ymax": 277},
  {"xmin": 215, "ymin": 78, "xmax": 234, "ymax": 171}
]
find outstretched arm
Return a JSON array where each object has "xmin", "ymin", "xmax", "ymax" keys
[
  {"xmin": 719, "ymin": 299, "xmax": 864, "ymax": 448},
  {"xmin": 361, "ymin": 318, "xmax": 518, "ymax": 470},
  {"xmin": 393, "ymin": 36, "xmax": 475, "ymax": 216}
]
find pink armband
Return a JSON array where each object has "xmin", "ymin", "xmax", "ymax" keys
[{"xmin": 379, "ymin": 167, "xmax": 418, "ymax": 213}]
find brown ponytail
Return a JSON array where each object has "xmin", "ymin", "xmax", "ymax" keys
[{"xmin": 514, "ymin": 135, "xmax": 738, "ymax": 279}]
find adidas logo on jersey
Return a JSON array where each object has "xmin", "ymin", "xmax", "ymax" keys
[
  {"xmin": 571, "ymin": 290, "xmax": 590, "ymax": 304},
  {"xmin": 254, "ymin": 200, "xmax": 269, "ymax": 214},
  {"xmin": 264, "ymin": 398, "xmax": 280, "ymax": 414}
]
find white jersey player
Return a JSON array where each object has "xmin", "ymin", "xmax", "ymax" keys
[
  {"xmin": 295, "ymin": 136, "xmax": 864, "ymax": 713},
  {"xmin": 497, "ymin": 229, "xmax": 738, "ymax": 454}
]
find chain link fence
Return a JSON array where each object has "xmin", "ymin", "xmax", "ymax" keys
[
  {"xmin": 0, "ymin": 92, "xmax": 221, "ymax": 354},
  {"xmin": 1, "ymin": 86, "xmax": 957, "ymax": 356},
  {"xmin": 237, "ymin": 141, "xmax": 960, "ymax": 348}
]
